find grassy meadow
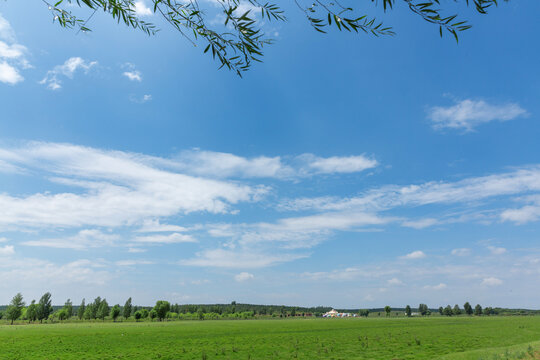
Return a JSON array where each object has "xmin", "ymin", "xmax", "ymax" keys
[{"xmin": 1, "ymin": 317, "xmax": 539, "ymax": 359}]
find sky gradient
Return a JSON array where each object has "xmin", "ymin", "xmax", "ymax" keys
[{"xmin": 0, "ymin": 0, "xmax": 539, "ymax": 308}]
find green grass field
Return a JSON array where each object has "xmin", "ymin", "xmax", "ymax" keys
[{"xmin": 1, "ymin": 317, "xmax": 539, "ymax": 359}]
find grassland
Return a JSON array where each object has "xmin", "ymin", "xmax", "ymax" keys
[{"xmin": 1, "ymin": 317, "xmax": 539, "ymax": 359}]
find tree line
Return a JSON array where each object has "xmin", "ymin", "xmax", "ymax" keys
[
  {"xmin": 2, "ymin": 293, "xmax": 536, "ymax": 325},
  {"xmin": 0, "ymin": 293, "xmax": 333, "ymax": 324}
]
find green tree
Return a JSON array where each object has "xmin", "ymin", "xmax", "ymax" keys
[
  {"xmin": 464, "ymin": 302, "xmax": 473, "ymax": 315},
  {"xmin": 405, "ymin": 305, "xmax": 412, "ymax": 317},
  {"xmin": 90, "ymin": 296, "xmax": 101, "ymax": 319},
  {"xmin": 358, "ymin": 309, "xmax": 369, "ymax": 317},
  {"xmin": 418, "ymin": 304, "xmax": 429, "ymax": 316},
  {"xmin": 110, "ymin": 304, "xmax": 121, "ymax": 322},
  {"xmin": 197, "ymin": 307, "xmax": 205, "ymax": 320},
  {"xmin": 91, "ymin": 297, "xmax": 102, "ymax": 319},
  {"xmin": 83, "ymin": 305, "xmax": 93, "ymax": 320},
  {"xmin": 140, "ymin": 308, "xmax": 149, "ymax": 319},
  {"xmin": 78, "ymin": 299, "xmax": 86, "ymax": 320},
  {"xmin": 475, "ymin": 304, "xmax": 483, "ymax": 316},
  {"xmin": 26, "ymin": 300, "xmax": 38, "ymax": 323},
  {"xmin": 149, "ymin": 309, "xmax": 158, "ymax": 321},
  {"xmin": 384, "ymin": 306, "xmax": 391, "ymax": 317},
  {"xmin": 438, "ymin": 306, "xmax": 443, "ymax": 315},
  {"xmin": 453, "ymin": 304, "xmax": 462, "ymax": 316},
  {"xmin": 41, "ymin": 0, "xmax": 503, "ymax": 76},
  {"xmin": 134, "ymin": 310, "xmax": 142, "ymax": 322},
  {"xmin": 57, "ymin": 309, "xmax": 69, "ymax": 321},
  {"xmin": 6, "ymin": 293, "xmax": 25, "ymax": 325},
  {"xmin": 153, "ymin": 300, "xmax": 171, "ymax": 321},
  {"xmin": 443, "ymin": 305, "xmax": 453, "ymax": 316},
  {"xmin": 63, "ymin": 299, "xmax": 73, "ymax": 319},
  {"xmin": 123, "ymin": 297, "xmax": 132, "ymax": 320},
  {"xmin": 37, "ymin": 292, "xmax": 53, "ymax": 323},
  {"xmin": 97, "ymin": 299, "xmax": 109, "ymax": 321}
]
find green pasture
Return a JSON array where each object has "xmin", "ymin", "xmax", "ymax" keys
[{"xmin": 0, "ymin": 317, "xmax": 539, "ymax": 359}]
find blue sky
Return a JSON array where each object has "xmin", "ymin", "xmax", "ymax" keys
[{"xmin": 0, "ymin": 0, "xmax": 539, "ymax": 308}]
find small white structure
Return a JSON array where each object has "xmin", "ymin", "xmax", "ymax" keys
[
  {"xmin": 322, "ymin": 309, "xmax": 357, "ymax": 318},
  {"xmin": 323, "ymin": 309, "xmax": 339, "ymax": 317}
]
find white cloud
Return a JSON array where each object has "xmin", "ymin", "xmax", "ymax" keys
[
  {"xmin": 133, "ymin": 233, "xmax": 197, "ymax": 244},
  {"xmin": 501, "ymin": 205, "xmax": 540, "ymax": 224},
  {"xmin": 387, "ymin": 277, "xmax": 403, "ymax": 285},
  {"xmin": 501, "ymin": 196, "xmax": 540, "ymax": 224},
  {"xmin": 137, "ymin": 219, "xmax": 187, "ymax": 233},
  {"xmin": 207, "ymin": 211, "xmax": 391, "ymax": 252},
  {"xmin": 127, "ymin": 247, "xmax": 147, "ymax": 253},
  {"xmin": 0, "ymin": 257, "xmax": 111, "ymax": 292},
  {"xmin": 175, "ymin": 150, "xmax": 289, "ymax": 179},
  {"xmin": 191, "ymin": 279, "xmax": 211, "ymax": 285},
  {"xmin": 428, "ymin": 99, "xmax": 528, "ymax": 131},
  {"xmin": 123, "ymin": 70, "xmax": 142, "ymax": 82},
  {"xmin": 130, "ymin": 94, "xmax": 152, "ymax": 103},
  {"xmin": 172, "ymin": 150, "xmax": 377, "ymax": 180},
  {"xmin": 401, "ymin": 250, "xmax": 426, "ymax": 260},
  {"xmin": 40, "ymin": 57, "xmax": 97, "ymax": 90},
  {"xmin": 0, "ymin": 14, "xmax": 16, "ymax": 42},
  {"xmin": 181, "ymin": 248, "xmax": 308, "ymax": 268},
  {"xmin": 0, "ymin": 237, "xmax": 7, "ymax": 243},
  {"xmin": 115, "ymin": 259, "xmax": 153, "ymax": 266},
  {"xmin": 300, "ymin": 154, "xmax": 378, "ymax": 174},
  {"xmin": 22, "ymin": 229, "xmax": 118, "ymax": 250},
  {"xmin": 424, "ymin": 283, "xmax": 447, "ymax": 290},
  {"xmin": 0, "ymin": 14, "xmax": 30, "ymax": 85},
  {"xmin": 302, "ymin": 266, "xmax": 398, "ymax": 282},
  {"xmin": 401, "ymin": 218, "xmax": 438, "ymax": 229},
  {"xmin": 0, "ymin": 245, "xmax": 14, "ymax": 256},
  {"xmin": 279, "ymin": 165, "xmax": 540, "ymax": 215},
  {"xmin": 451, "ymin": 248, "xmax": 471, "ymax": 256},
  {"xmin": 134, "ymin": 1, "xmax": 153, "ymax": 16},
  {"xmin": 487, "ymin": 246, "xmax": 506, "ymax": 255},
  {"xmin": 0, "ymin": 142, "xmax": 262, "ymax": 230},
  {"xmin": 481, "ymin": 277, "xmax": 503, "ymax": 286},
  {"xmin": 234, "ymin": 272, "xmax": 254, "ymax": 282}
]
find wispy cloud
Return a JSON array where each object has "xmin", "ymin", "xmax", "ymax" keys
[
  {"xmin": 181, "ymin": 248, "xmax": 308, "ymax": 268},
  {"xmin": 133, "ymin": 233, "xmax": 197, "ymax": 244},
  {"xmin": 451, "ymin": 248, "xmax": 471, "ymax": 256},
  {"xmin": 22, "ymin": 229, "xmax": 118, "ymax": 250},
  {"xmin": 424, "ymin": 283, "xmax": 447, "ymax": 290},
  {"xmin": 122, "ymin": 62, "xmax": 142, "ymax": 81},
  {"xmin": 133, "ymin": 1, "xmax": 153, "ymax": 16},
  {"xmin": 428, "ymin": 99, "xmax": 528, "ymax": 131},
  {"xmin": 501, "ymin": 195, "xmax": 540, "ymax": 224},
  {"xmin": 172, "ymin": 150, "xmax": 378, "ymax": 179},
  {"xmin": 137, "ymin": 219, "xmax": 188, "ymax": 233},
  {"xmin": 40, "ymin": 57, "xmax": 97, "ymax": 90},
  {"xmin": 0, "ymin": 14, "xmax": 30, "ymax": 85},
  {"xmin": 115, "ymin": 259, "xmax": 153, "ymax": 266},
  {"xmin": 234, "ymin": 272, "xmax": 254, "ymax": 282},
  {"xmin": 0, "ymin": 142, "xmax": 263, "ymax": 230},
  {"xmin": 124, "ymin": 70, "xmax": 142, "ymax": 82},
  {"xmin": 279, "ymin": 166, "xmax": 540, "ymax": 215},
  {"xmin": 401, "ymin": 250, "xmax": 426, "ymax": 260},
  {"xmin": 487, "ymin": 246, "xmax": 507, "ymax": 255},
  {"xmin": 0, "ymin": 245, "xmax": 14, "ymax": 256},
  {"xmin": 299, "ymin": 154, "xmax": 378, "ymax": 174},
  {"xmin": 481, "ymin": 277, "xmax": 503, "ymax": 286}
]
